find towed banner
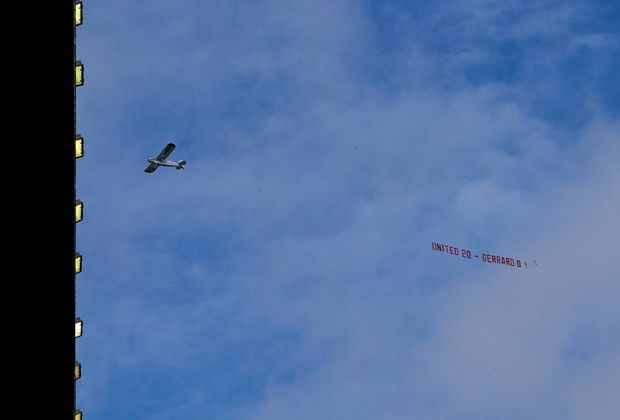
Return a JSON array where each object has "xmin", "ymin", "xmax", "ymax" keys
[{"xmin": 431, "ymin": 242, "xmax": 537, "ymax": 268}]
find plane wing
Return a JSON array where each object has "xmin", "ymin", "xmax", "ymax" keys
[
  {"xmin": 156, "ymin": 143, "xmax": 176, "ymax": 160},
  {"xmin": 144, "ymin": 162, "xmax": 159, "ymax": 173}
]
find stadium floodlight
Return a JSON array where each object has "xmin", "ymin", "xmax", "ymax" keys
[
  {"xmin": 75, "ymin": 134, "xmax": 84, "ymax": 158},
  {"xmin": 75, "ymin": 61, "xmax": 84, "ymax": 87},
  {"xmin": 75, "ymin": 318, "xmax": 83, "ymax": 338},
  {"xmin": 75, "ymin": 200, "xmax": 83, "ymax": 223},
  {"xmin": 75, "ymin": 1, "xmax": 83, "ymax": 26},
  {"xmin": 75, "ymin": 362, "xmax": 81, "ymax": 380},
  {"xmin": 75, "ymin": 409, "xmax": 82, "ymax": 420},
  {"xmin": 75, "ymin": 252, "xmax": 82, "ymax": 274}
]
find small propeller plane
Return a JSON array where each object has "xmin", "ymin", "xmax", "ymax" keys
[{"xmin": 144, "ymin": 143, "xmax": 186, "ymax": 173}]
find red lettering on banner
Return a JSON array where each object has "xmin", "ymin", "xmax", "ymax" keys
[{"xmin": 432, "ymin": 242, "xmax": 533, "ymax": 269}]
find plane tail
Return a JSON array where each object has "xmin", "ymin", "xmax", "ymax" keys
[{"xmin": 177, "ymin": 160, "xmax": 187, "ymax": 170}]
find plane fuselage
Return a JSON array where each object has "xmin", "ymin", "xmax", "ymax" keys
[{"xmin": 148, "ymin": 158, "xmax": 183, "ymax": 168}]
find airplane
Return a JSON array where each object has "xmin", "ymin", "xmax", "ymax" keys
[{"xmin": 144, "ymin": 143, "xmax": 186, "ymax": 173}]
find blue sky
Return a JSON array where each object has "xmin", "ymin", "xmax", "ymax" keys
[{"xmin": 76, "ymin": 1, "xmax": 619, "ymax": 419}]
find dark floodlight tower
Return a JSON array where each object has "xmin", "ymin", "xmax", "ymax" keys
[
  {"xmin": 18, "ymin": 2, "xmax": 87, "ymax": 416},
  {"xmin": 73, "ymin": 1, "xmax": 85, "ymax": 418}
]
